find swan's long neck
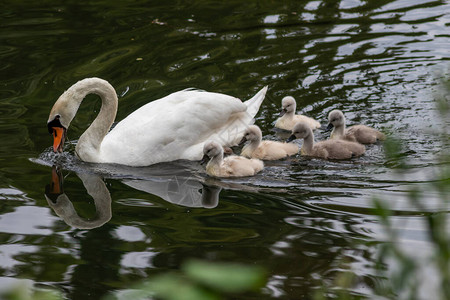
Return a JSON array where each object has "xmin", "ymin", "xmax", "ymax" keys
[
  {"xmin": 63, "ymin": 78, "xmax": 117, "ymax": 161},
  {"xmin": 301, "ymin": 130, "xmax": 314, "ymax": 155}
]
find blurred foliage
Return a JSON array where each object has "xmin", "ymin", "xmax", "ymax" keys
[
  {"xmin": 108, "ymin": 260, "xmax": 267, "ymax": 300},
  {"xmin": 3, "ymin": 260, "xmax": 266, "ymax": 300},
  {"xmin": 0, "ymin": 281, "xmax": 62, "ymax": 300},
  {"xmin": 182, "ymin": 259, "xmax": 266, "ymax": 294},
  {"xmin": 314, "ymin": 71, "xmax": 450, "ymax": 300}
]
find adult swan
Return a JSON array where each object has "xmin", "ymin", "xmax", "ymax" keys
[{"xmin": 47, "ymin": 78, "xmax": 268, "ymax": 166}]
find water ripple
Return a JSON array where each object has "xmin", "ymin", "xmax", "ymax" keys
[{"xmin": 1, "ymin": 0, "xmax": 449, "ymax": 299}]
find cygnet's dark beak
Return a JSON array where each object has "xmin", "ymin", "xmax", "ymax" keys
[
  {"xmin": 238, "ymin": 136, "xmax": 247, "ymax": 147},
  {"xmin": 200, "ymin": 154, "xmax": 210, "ymax": 165},
  {"xmin": 325, "ymin": 123, "xmax": 334, "ymax": 132},
  {"xmin": 279, "ymin": 109, "xmax": 287, "ymax": 117},
  {"xmin": 286, "ymin": 134, "xmax": 296, "ymax": 143}
]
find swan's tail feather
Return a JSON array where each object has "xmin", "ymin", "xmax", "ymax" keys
[
  {"xmin": 214, "ymin": 86, "xmax": 268, "ymax": 147},
  {"xmin": 183, "ymin": 86, "xmax": 269, "ymax": 156},
  {"xmin": 244, "ymin": 86, "xmax": 268, "ymax": 118}
]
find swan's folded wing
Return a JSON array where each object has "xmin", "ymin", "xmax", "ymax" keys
[{"xmin": 100, "ymin": 89, "xmax": 249, "ymax": 165}]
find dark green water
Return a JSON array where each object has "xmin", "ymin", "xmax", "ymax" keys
[{"xmin": 1, "ymin": 0, "xmax": 449, "ymax": 299}]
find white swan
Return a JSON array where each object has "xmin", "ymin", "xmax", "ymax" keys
[
  {"xmin": 275, "ymin": 96, "xmax": 320, "ymax": 131},
  {"xmin": 201, "ymin": 141, "xmax": 264, "ymax": 177},
  {"xmin": 47, "ymin": 78, "xmax": 268, "ymax": 166},
  {"xmin": 240, "ymin": 125, "xmax": 299, "ymax": 160}
]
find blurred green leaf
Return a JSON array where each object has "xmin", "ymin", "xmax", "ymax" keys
[
  {"xmin": 383, "ymin": 136, "xmax": 408, "ymax": 170},
  {"xmin": 104, "ymin": 260, "xmax": 267, "ymax": 300},
  {"xmin": 137, "ymin": 273, "xmax": 219, "ymax": 300},
  {"xmin": 0, "ymin": 283, "xmax": 63, "ymax": 300},
  {"xmin": 372, "ymin": 197, "xmax": 392, "ymax": 224},
  {"xmin": 182, "ymin": 259, "xmax": 267, "ymax": 293},
  {"xmin": 32, "ymin": 289, "xmax": 63, "ymax": 300}
]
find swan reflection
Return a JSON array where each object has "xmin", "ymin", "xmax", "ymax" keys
[
  {"xmin": 44, "ymin": 164, "xmax": 222, "ymax": 229},
  {"xmin": 122, "ymin": 177, "xmax": 220, "ymax": 208},
  {"xmin": 45, "ymin": 165, "xmax": 112, "ymax": 229}
]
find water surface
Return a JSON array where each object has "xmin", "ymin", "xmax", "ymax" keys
[{"xmin": 1, "ymin": 0, "xmax": 449, "ymax": 299}]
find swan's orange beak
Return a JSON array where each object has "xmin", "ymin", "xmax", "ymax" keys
[{"xmin": 52, "ymin": 127, "xmax": 65, "ymax": 153}]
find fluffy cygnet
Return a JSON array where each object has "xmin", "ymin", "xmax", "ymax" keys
[
  {"xmin": 201, "ymin": 141, "xmax": 264, "ymax": 177},
  {"xmin": 240, "ymin": 125, "xmax": 298, "ymax": 160},
  {"xmin": 287, "ymin": 122, "xmax": 365, "ymax": 160},
  {"xmin": 327, "ymin": 109, "xmax": 385, "ymax": 144},
  {"xmin": 275, "ymin": 96, "xmax": 320, "ymax": 131}
]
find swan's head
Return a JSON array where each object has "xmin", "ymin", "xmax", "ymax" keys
[
  {"xmin": 47, "ymin": 82, "xmax": 85, "ymax": 153},
  {"xmin": 239, "ymin": 125, "xmax": 262, "ymax": 145},
  {"xmin": 280, "ymin": 96, "xmax": 296, "ymax": 116},
  {"xmin": 287, "ymin": 122, "xmax": 311, "ymax": 142},
  {"xmin": 47, "ymin": 114, "xmax": 67, "ymax": 153},
  {"xmin": 326, "ymin": 109, "xmax": 345, "ymax": 131},
  {"xmin": 47, "ymin": 77, "xmax": 115, "ymax": 153},
  {"xmin": 47, "ymin": 95, "xmax": 75, "ymax": 152},
  {"xmin": 201, "ymin": 141, "xmax": 223, "ymax": 164}
]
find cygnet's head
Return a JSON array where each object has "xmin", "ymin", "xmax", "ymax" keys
[
  {"xmin": 280, "ymin": 96, "xmax": 297, "ymax": 116},
  {"xmin": 286, "ymin": 122, "xmax": 312, "ymax": 142},
  {"xmin": 240, "ymin": 125, "xmax": 262, "ymax": 145},
  {"xmin": 327, "ymin": 109, "xmax": 346, "ymax": 130},
  {"xmin": 202, "ymin": 141, "xmax": 223, "ymax": 162}
]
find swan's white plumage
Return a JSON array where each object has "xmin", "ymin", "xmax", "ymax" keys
[
  {"xmin": 100, "ymin": 89, "xmax": 247, "ymax": 162},
  {"xmin": 48, "ymin": 78, "xmax": 268, "ymax": 166}
]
